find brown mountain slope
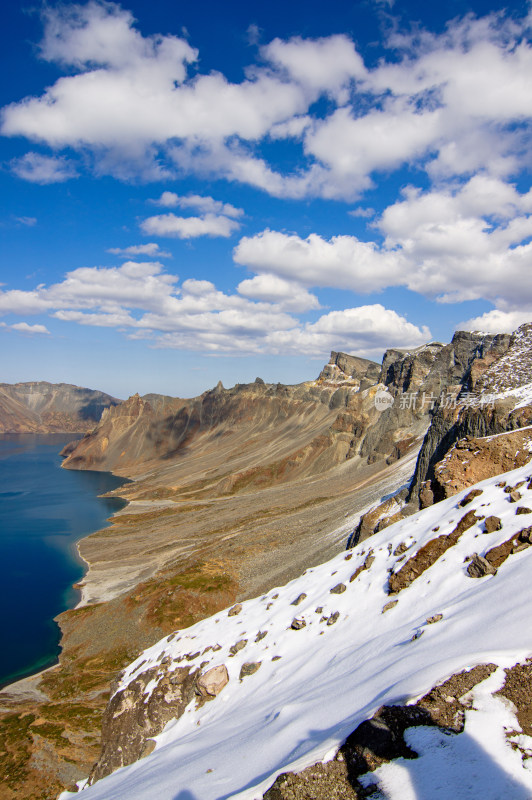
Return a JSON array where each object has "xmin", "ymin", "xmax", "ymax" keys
[{"xmin": 0, "ymin": 382, "xmax": 120, "ymax": 433}]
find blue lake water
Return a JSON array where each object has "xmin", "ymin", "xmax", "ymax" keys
[{"xmin": 0, "ymin": 434, "xmax": 128, "ymax": 688}]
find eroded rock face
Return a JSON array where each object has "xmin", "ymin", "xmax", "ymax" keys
[
  {"xmin": 88, "ymin": 664, "xmax": 199, "ymax": 785},
  {"xmin": 410, "ymin": 324, "xmax": 532, "ymax": 503},
  {"xmin": 348, "ymin": 493, "xmax": 409, "ymax": 546}
]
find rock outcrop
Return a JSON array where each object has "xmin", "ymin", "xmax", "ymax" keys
[
  {"xmin": 88, "ymin": 662, "xmax": 200, "ymax": 784},
  {"xmin": 318, "ymin": 351, "xmax": 380, "ymax": 387},
  {"xmin": 409, "ymin": 323, "xmax": 532, "ymax": 502},
  {"xmin": 352, "ymin": 323, "xmax": 532, "ymax": 541}
]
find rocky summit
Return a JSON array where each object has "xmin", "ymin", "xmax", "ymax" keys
[{"xmin": 1, "ymin": 323, "xmax": 532, "ymax": 800}]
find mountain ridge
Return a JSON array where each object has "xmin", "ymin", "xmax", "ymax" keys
[{"xmin": 1, "ymin": 324, "xmax": 532, "ymax": 800}]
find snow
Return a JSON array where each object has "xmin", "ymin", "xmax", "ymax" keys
[
  {"xmin": 489, "ymin": 381, "xmax": 532, "ymax": 410},
  {"xmin": 477, "ymin": 324, "xmax": 532, "ymax": 401},
  {"xmin": 361, "ymin": 669, "xmax": 532, "ymax": 800},
  {"xmin": 62, "ymin": 459, "xmax": 532, "ymax": 800}
]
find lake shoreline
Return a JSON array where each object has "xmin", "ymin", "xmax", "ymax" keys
[{"xmin": 0, "ymin": 433, "xmax": 130, "ymax": 692}]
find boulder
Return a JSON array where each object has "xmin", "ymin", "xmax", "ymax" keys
[
  {"xmin": 229, "ymin": 639, "xmax": 247, "ymax": 656},
  {"xmin": 467, "ymin": 554, "xmax": 497, "ymax": 578},
  {"xmin": 459, "ymin": 488, "xmax": 483, "ymax": 507},
  {"xmin": 290, "ymin": 593, "xmax": 307, "ymax": 606},
  {"xmin": 196, "ymin": 665, "xmax": 229, "ymax": 697},
  {"xmin": 239, "ymin": 662, "xmax": 262, "ymax": 680},
  {"xmin": 291, "ymin": 618, "xmax": 306, "ymax": 630},
  {"xmin": 484, "ymin": 515, "xmax": 502, "ymax": 533},
  {"xmin": 330, "ymin": 583, "xmax": 346, "ymax": 594}
]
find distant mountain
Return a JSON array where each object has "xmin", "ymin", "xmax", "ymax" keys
[{"xmin": 0, "ymin": 381, "xmax": 121, "ymax": 433}]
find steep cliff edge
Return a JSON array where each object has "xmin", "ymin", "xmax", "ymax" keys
[
  {"xmin": 352, "ymin": 324, "xmax": 532, "ymax": 541},
  {"xmin": 0, "ymin": 382, "xmax": 120, "ymax": 433},
  {"xmin": 410, "ymin": 323, "xmax": 532, "ymax": 501}
]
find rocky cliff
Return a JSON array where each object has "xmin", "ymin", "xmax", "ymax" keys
[
  {"xmin": 351, "ymin": 323, "xmax": 532, "ymax": 541},
  {"xmin": 410, "ymin": 323, "xmax": 532, "ymax": 500},
  {"xmin": 0, "ymin": 382, "xmax": 120, "ymax": 433}
]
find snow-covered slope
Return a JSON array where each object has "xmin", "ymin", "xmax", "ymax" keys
[
  {"xmin": 476, "ymin": 322, "xmax": 532, "ymax": 395},
  {"xmin": 66, "ymin": 460, "xmax": 532, "ymax": 800}
]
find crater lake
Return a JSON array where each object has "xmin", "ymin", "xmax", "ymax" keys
[{"xmin": 0, "ymin": 433, "xmax": 127, "ymax": 687}]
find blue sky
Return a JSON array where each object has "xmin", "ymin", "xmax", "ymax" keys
[{"xmin": 1, "ymin": 0, "xmax": 532, "ymax": 398}]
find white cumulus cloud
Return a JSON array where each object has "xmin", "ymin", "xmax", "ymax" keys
[
  {"xmin": 0, "ymin": 260, "xmax": 429, "ymax": 358},
  {"xmin": 237, "ymin": 274, "xmax": 320, "ymax": 312},
  {"xmin": 234, "ymin": 176, "xmax": 532, "ymax": 311},
  {"xmin": 3, "ymin": 3, "xmax": 532, "ymax": 199},
  {"xmin": 459, "ymin": 309, "xmax": 532, "ymax": 334}
]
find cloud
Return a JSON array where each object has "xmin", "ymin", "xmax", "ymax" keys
[
  {"xmin": 152, "ymin": 302, "xmax": 429, "ymax": 357},
  {"xmin": 0, "ymin": 290, "xmax": 52, "ymax": 315},
  {"xmin": 141, "ymin": 213, "xmax": 241, "ymax": 239},
  {"xmin": 234, "ymin": 176, "xmax": 532, "ymax": 311},
  {"xmin": 262, "ymin": 34, "xmax": 366, "ymax": 96},
  {"xmin": 237, "ymin": 274, "xmax": 320, "ymax": 312},
  {"xmin": 10, "ymin": 152, "xmax": 77, "ymax": 184},
  {"xmin": 378, "ymin": 176, "xmax": 532, "ymax": 305},
  {"xmin": 15, "ymin": 216, "xmax": 37, "ymax": 226},
  {"xmin": 2, "ymin": 322, "xmax": 50, "ymax": 335},
  {"xmin": 107, "ymin": 243, "xmax": 171, "ymax": 258},
  {"xmin": 263, "ymin": 305, "xmax": 430, "ymax": 357},
  {"xmin": 233, "ymin": 229, "xmax": 404, "ymax": 292},
  {"xmin": 246, "ymin": 24, "xmax": 261, "ymax": 46},
  {"xmin": 458, "ymin": 308, "xmax": 532, "ymax": 334},
  {"xmin": 0, "ymin": 260, "xmax": 428, "ymax": 358},
  {"xmin": 1, "ymin": 3, "xmax": 307, "ymax": 179},
  {"xmin": 4, "ymin": 3, "xmax": 532, "ymax": 197},
  {"xmin": 0, "ymin": 261, "xmax": 178, "ymax": 317},
  {"xmin": 303, "ymin": 106, "xmax": 442, "ymax": 191},
  {"xmin": 152, "ymin": 192, "xmax": 244, "ymax": 218},
  {"xmin": 348, "ymin": 208, "xmax": 375, "ymax": 219}
]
